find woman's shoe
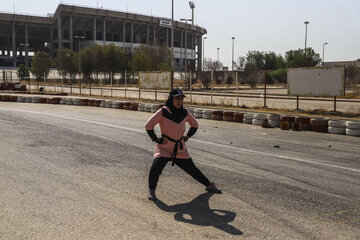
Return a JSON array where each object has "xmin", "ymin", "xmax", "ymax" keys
[{"xmin": 205, "ymin": 183, "xmax": 222, "ymax": 194}]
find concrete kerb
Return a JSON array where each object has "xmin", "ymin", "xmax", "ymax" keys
[{"xmin": 1, "ymin": 92, "xmax": 360, "ymax": 137}]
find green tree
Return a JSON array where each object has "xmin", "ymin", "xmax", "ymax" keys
[
  {"xmin": 31, "ymin": 51, "xmax": 52, "ymax": 81},
  {"xmin": 17, "ymin": 64, "xmax": 30, "ymax": 81},
  {"xmin": 55, "ymin": 48, "xmax": 76, "ymax": 81},
  {"xmin": 104, "ymin": 44, "xmax": 126, "ymax": 82},
  {"xmin": 131, "ymin": 46, "xmax": 152, "ymax": 71},
  {"xmin": 285, "ymin": 48, "xmax": 321, "ymax": 68}
]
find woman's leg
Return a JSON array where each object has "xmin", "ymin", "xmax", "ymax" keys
[
  {"xmin": 175, "ymin": 158, "xmax": 211, "ymax": 186},
  {"xmin": 148, "ymin": 157, "xmax": 169, "ymax": 190}
]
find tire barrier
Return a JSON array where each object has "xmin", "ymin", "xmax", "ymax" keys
[
  {"xmin": 194, "ymin": 108, "xmax": 204, "ymax": 119},
  {"xmin": 138, "ymin": 103, "xmax": 145, "ymax": 112},
  {"xmin": 130, "ymin": 103, "xmax": 139, "ymax": 111},
  {"xmin": 203, "ymin": 109, "xmax": 213, "ymax": 119},
  {"xmin": 145, "ymin": 104, "xmax": 152, "ymax": 112},
  {"xmin": 99, "ymin": 100, "xmax": 106, "ymax": 107},
  {"xmin": 280, "ymin": 121, "xmax": 290, "ymax": 130},
  {"xmin": 233, "ymin": 112, "xmax": 244, "ymax": 123},
  {"xmin": 88, "ymin": 99, "xmax": 95, "ymax": 106},
  {"xmin": 151, "ymin": 104, "xmax": 159, "ymax": 113},
  {"xmin": 269, "ymin": 120, "xmax": 280, "ymax": 127},
  {"xmin": 17, "ymin": 96, "xmax": 25, "ymax": 102},
  {"xmin": 310, "ymin": 118, "xmax": 329, "ymax": 132},
  {"xmin": 73, "ymin": 98, "xmax": 81, "ymax": 106},
  {"xmin": 211, "ymin": 111, "xmax": 223, "ymax": 121},
  {"xmin": 223, "ymin": 111, "xmax": 235, "ymax": 122},
  {"xmin": 81, "ymin": 99, "xmax": 89, "ymax": 106},
  {"xmin": 3, "ymin": 94, "xmax": 359, "ymax": 137},
  {"xmin": 267, "ymin": 114, "xmax": 280, "ymax": 121},
  {"xmin": 9, "ymin": 96, "xmax": 17, "ymax": 102},
  {"xmin": 94, "ymin": 100, "xmax": 102, "ymax": 107},
  {"xmin": 252, "ymin": 119, "xmax": 263, "ymax": 126},
  {"xmin": 105, "ymin": 100, "xmax": 113, "ymax": 108},
  {"xmin": 345, "ymin": 121, "xmax": 360, "ymax": 137},
  {"xmin": 112, "ymin": 101, "xmax": 120, "ymax": 109},
  {"xmin": 328, "ymin": 126, "xmax": 346, "ymax": 135},
  {"xmin": 254, "ymin": 113, "xmax": 267, "ymax": 120}
]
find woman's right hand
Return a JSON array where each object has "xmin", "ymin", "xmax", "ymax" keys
[{"xmin": 158, "ymin": 137, "xmax": 168, "ymax": 145}]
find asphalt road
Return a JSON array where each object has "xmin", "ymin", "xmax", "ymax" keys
[{"xmin": 0, "ymin": 102, "xmax": 359, "ymax": 240}]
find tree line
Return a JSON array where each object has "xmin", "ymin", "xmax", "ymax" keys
[{"xmin": 18, "ymin": 44, "xmax": 172, "ymax": 84}]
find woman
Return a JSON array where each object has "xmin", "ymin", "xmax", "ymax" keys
[{"xmin": 145, "ymin": 88, "xmax": 222, "ymax": 201}]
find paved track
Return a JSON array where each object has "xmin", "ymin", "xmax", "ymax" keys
[{"xmin": 0, "ymin": 102, "xmax": 359, "ymax": 239}]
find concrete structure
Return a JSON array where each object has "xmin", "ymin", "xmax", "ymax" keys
[{"xmin": 0, "ymin": 4, "xmax": 207, "ymax": 71}]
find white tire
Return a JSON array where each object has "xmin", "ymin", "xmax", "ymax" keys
[
  {"xmin": 346, "ymin": 128, "xmax": 360, "ymax": 136},
  {"xmin": 138, "ymin": 103, "xmax": 146, "ymax": 108},
  {"xmin": 194, "ymin": 108, "xmax": 203, "ymax": 114},
  {"xmin": 268, "ymin": 120, "xmax": 280, "ymax": 127},
  {"xmin": 138, "ymin": 107, "xmax": 145, "ymax": 112},
  {"xmin": 194, "ymin": 114, "xmax": 203, "ymax": 119},
  {"xmin": 328, "ymin": 120, "xmax": 346, "ymax": 128},
  {"xmin": 346, "ymin": 121, "xmax": 360, "ymax": 130},
  {"xmin": 254, "ymin": 114, "xmax": 267, "ymax": 120},
  {"xmin": 243, "ymin": 118, "xmax": 253, "ymax": 124},
  {"xmin": 17, "ymin": 96, "xmax": 25, "ymax": 102},
  {"xmin": 328, "ymin": 127, "xmax": 346, "ymax": 135},
  {"xmin": 244, "ymin": 113, "xmax": 255, "ymax": 119},
  {"xmin": 203, "ymin": 114, "xmax": 212, "ymax": 119},
  {"xmin": 252, "ymin": 119, "xmax": 263, "ymax": 125},
  {"xmin": 267, "ymin": 114, "xmax": 280, "ymax": 121},
  {"xmin": 203, "ymin": 109, "xmax": 213, "ymax": 115}
]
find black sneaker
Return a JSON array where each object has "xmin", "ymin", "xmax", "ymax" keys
[
  {"xmin": 148, "ymin": 189, "xmax": 157, "ymax": 201},
  {"xmin": 205, "ymin": 183, "xmax": 222, "ymax": 194}
]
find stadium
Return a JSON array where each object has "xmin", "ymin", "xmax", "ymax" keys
[{"xmin": 0, "ymin": 4, "xmax": 207, "ymax": 71}]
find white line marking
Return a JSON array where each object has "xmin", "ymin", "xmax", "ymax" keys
[{"xmin": 1, "ymin": 107, "xmax": 359, "ymax": 174}]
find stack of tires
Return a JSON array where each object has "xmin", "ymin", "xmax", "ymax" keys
[
  {"xmin": 52, "ymin": 97, "xmax": 61, "ymax": 104},
  {"xmin": 17, "ymin": 96, "xmax": 25, "ymax": 102},
  {"xmin": 202, "ymin": 109, "xmax": 213, "ymax": 119},
  {"xmin": 32, "ymin": 97, "xmax": 42, "ymax": 103},
  {"xmin": 66, "ymin": 98, "xmax": 73, "ymax": 105},
  {"xmin": 145, "ymin": 104, "xmax": 152, "ymax": 112},
  {"xmin": 60, "ymin": 98, "xmax": 67, "ymax": 104},
  {"xmin": 130, "ymin": 103, "xmax": 139, "ymax": 111},
  {"xmin": 25, "ymin": 97, "xmax": 32, "ymax": 103},
  {"xmin": 112, "ymin": 101, "xmax": 120, "ymax": 109},
  {"xmin": 124, "ymin": 102, "xmax": 131, "ymax": 110},
  {"xmin": 211, "ymin": 111, "xmax": 223, "ymax": 120},
  {"xmin": 327, "ymin": 120, "xmax": 346, "ymax": 135},
  {"xmin": 39, "ymin": 97, "xmax": 47, "ymax": 104},
  {"xmin": 99, "ymin": 100, "xmax": 106, "ymax": 107},
  {"xmin": 310, "ymin": 118, "xmax": 329, "ymax": 132},
  {"xmin": 267, "ymin": 114, "xmax": 280, "ymax": 127},
  {"xmin": 295, "ymin": 116, "xmax": 311, "ymax": 131},
  {"xmin": 0, "ymin": 95, "xmax": 9, "ymax": 101},
  {"xmin": 80, "ymin": 99, "xmax": 89, "ymax": 106},
  {"xmin": 194, "ymin": 109, "xmax": 203, "ymax": 119},
  {"xmin": 105, "ymin": 100, "xmax": 113, "ymax": 108},
  {"xmin": 138, "ymin": 103, "xmax": 146, "ymax": 112},
  {"xmin": 73, "ymin": 98, "xmax": 81, "ymax": 106},
  {"xmin": 9, "ymin": 96, "xmax": 17, "ymax": 102},
  {"xmin": 280, "ymin": 115, "xmax": 295, "ymax": 130},
  {"xmin": 243, "ymin": 113, "xmax": 254, "ymax": 124},
  {"xmin": 118, "ymin": 101, "xmax": 125, "ymax": 109},
  {"xmin": 233, "ymin": 112, "xmax": 244, "ymax": 123},
  {"xmin": 151, "ymin": 104, "xmax": 159, "ymax": 113},
  {"xmin": 253, "ymin": 113, "xmax": 266, "ymax": 126},
  {"xmin": 223, "ymin": 111, "xmax": 235, "ymax": 122},
  {"xmin": 88, "ymin": 99, "xmax": 95, "ymax": 106},
  {"xmin": 94, "ymin": 100, "xmax": 102, "ymax": 107},
  {"xmin": 345, "ymin": 121, "xmax": 360, "ymax": 137}
]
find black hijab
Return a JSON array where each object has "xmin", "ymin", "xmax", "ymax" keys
[{"xmin": 162, "ymin": 91, "xmax": 188, "ymax": 123}]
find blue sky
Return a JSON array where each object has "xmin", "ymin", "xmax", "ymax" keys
[{"xmin": 2, "ymin": 0, "xmax": 360, "ymax": 67}]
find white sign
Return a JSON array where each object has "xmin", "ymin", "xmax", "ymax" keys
[
  {"xmin": 160, "ymin": 18, "xmax": 172, "ymax": 28},
  {"xmin": 138, "ymin": 71, "xmax": 171, "ymax": 90},
  {"xmin": 287, "ymin": 66, "xmax": 345, "ymax": 97}
]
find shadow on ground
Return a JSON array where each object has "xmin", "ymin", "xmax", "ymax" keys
[{"xmin": 155, "ymin": 192, "xmax": 243, "ymax": 235}]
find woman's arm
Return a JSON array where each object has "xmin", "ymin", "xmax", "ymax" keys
[
  {"xmin": 184, "ymin": 110, "xmax": 199, "ymax": 141},
  {"xmin": 145, "ymin": 109, "xmax": 163, "ymax": 143}
]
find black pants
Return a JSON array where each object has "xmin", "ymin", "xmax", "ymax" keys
[{"xmin": 149, "ymin": 157, "xmax": 212, "ymax": 190}]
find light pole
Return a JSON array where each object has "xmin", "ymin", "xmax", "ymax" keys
[
  {"xmin": 202, "ymin": 36, "xmax": 207, "ymax": 71},
  {"xmin": 232, "ymin": 37, "xmax": 235, "ymax": 71},
  {"xmin": 189, "ymin": 1, "xmax": 195, "ymax": 25},
  {"xmin": 322, "ymin": 42, "xmax": 328, "ymax": 65},
  {"xmin": 217, "ymin": 48, "xmax": 220, "ymax": 62},
  {"xmin": 74, "ymin": 35, "xmax": 85, "ymax": 94},
  {"xmin": 304, "ymin": 21, "xmax": 309, "ymax": 57}
]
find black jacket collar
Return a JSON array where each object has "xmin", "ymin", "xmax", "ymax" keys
[{"xmin": 162, "ymin": 107, "xmax": 188, "ymax": 124}]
